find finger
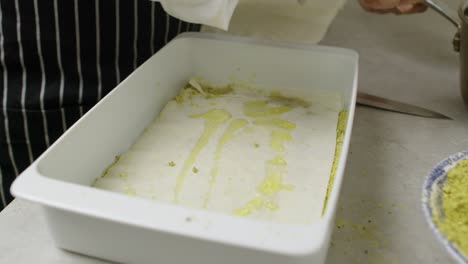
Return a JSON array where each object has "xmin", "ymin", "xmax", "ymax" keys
[
  {"xmin": 397, "ymin": 3, "xmax": 415, "ymax": 13},
  {"xmin": 400, "ymin": 0, "xmax": 425, "ymax": 5},
  {"xmin": 372, "ymin": 8, "xmax": 396, "ymax": 14},
  {"xmin": 358, "ymin": 1, "xmax": 396, "ymax": 14},
  {"xmin": 358, "ymin": 0, "xmax": 425, "ymax": 14},
  {"xmin": 358, "ymin": 0, "xmax": 377, "ymax": 12},
  {"xmin": 411, "ymin": 3, "xmax": 428, "ymax": 13},
  {"xmin": 394, "ymin": 3, "xmax": 427, "ymax": 14},
  {"xmin": 359, "ymin": 0, "xmax": 400, "ymax": 10}
]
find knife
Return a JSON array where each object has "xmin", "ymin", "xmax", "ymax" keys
[{"xmin": 356, "ymin": 92, "xmax": 452, "ymax": 120}]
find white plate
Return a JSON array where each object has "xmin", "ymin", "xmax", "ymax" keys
[{"xmin": 422, "ymin": 151, "xmax": 468, "ymax": 264}]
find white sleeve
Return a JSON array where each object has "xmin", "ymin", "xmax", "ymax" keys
[{"xmin": 150, "ymin": 0, "xmax": 239, "ymax": 31}]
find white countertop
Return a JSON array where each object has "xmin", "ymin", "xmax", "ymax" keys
[{"xmin": 1, "ymin": 1, "xmax": 467, "ymax": 263}]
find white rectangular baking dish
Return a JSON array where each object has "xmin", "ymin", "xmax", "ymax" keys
[{"xmin": 11, "ymin": 33, "xmax": 357, "ymax": 264}]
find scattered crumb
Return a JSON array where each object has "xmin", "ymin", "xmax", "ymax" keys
[
  {"xmin": 168, "ymin": 161, "xmax": 176, "ymax": 167},
  {"xmin": 193, "ymin": 167, "xmax": 199, "ymax": 173},
  {"xmin": 124, "ymin": 186, "xmax": 136, "ymax": 196}
]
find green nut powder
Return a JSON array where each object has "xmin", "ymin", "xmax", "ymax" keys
[{"xmin": 434, "ymin": 159, "xmax": 468, "ymax": 258}]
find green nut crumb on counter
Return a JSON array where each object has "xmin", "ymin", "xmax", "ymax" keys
[
  {"xmin": 434, "ymin": 159, "xmax": 468, "ymax": 257},
  {"xmin": 168, "ymin": 161, "xmax": 176, "ymax": 167},
  {"xmin": 192, "ymin": 167, "xmax": 198, "ymax": 173}
]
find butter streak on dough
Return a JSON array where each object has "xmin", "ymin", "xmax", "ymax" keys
[
  {"xmin": 93, "ymin": 79, "xmax": 342, "ymax": 225},
  {"xmin": 234, "ymin": 101, "xmax": 296, "ymax": 217},
  {"xmin": 174, "ymin": 109, "xmax": 232, "ymax": 203},
  {"xmin": 203, "ymin": 118, "xmax": 249, "ymax": 208}
]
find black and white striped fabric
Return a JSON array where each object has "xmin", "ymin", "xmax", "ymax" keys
[{"xmin": 0, "ymin": 0, "xmax": 200, "ymax": 209}]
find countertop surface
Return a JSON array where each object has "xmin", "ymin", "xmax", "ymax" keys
[{"xmin": 1, "ymin": 0, "xmax": 467, "ymax": 263}]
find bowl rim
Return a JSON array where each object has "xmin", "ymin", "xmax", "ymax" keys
[{"xmin": 422, "ymin": 150, "xmax": 468, "ymax": 264}]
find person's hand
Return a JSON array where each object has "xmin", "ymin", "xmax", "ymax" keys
[{"xmin": 359, "ymin": 0, "xmax": 427, "ymax": 14}]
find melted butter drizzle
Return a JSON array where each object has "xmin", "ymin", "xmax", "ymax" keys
[
  {"xmin": 243, "ymin": 100, "xmax": 291, "ymax": 118},
  {"xmin": 253, "ymin": 118, "xmax": 296, "ymax": 130},
  {"xmin": 234, "ymin": 100, "xmax": 296, "ymax": 216},
  {"xmin": 203, "ymin": 118, "xmax": 248, "ymax": 208},
  {"xmin": 173, "ymin": 109, "xmax": 232, "ymax": 203}
]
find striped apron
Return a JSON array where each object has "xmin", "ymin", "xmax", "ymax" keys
[{"xmin": 0, "ymin": 0, "xmax": 199, "ymax": 208}]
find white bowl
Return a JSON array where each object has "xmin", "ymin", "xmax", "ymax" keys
[
  {"xmin": 11, "ymin": 33, "xmax": 358, "ymax": 264},
  {"xmin": 422, "ymin": 151, "xmax": 468, "ymax": 264}
]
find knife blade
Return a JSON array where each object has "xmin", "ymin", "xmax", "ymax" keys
[{"xmin": 356, "ymin": 92, "xmax": 452, "ymax": 120}]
